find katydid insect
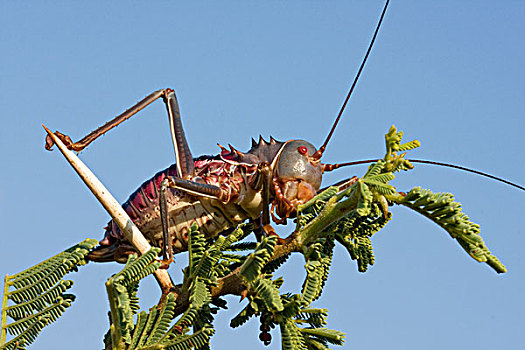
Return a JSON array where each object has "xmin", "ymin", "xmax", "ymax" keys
[{"xmin": 43, "ymin": 0, "xmax": 522, "ymax": 278}]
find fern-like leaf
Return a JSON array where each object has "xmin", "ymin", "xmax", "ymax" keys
[
  {"xmin": 188, "ymin": 223, "xmax": 207, "ymax": 276},
  {"xmin": 129, "ymin": 311, "xmax": 148, "ymax": 350},
  {"xmin": 1, "ymin": 239, "xmax": 97, "ymax": 350},
  {"xmin": 300, "ymin": 328, "xmax": 345, "ymax": 346},
  {"xmin": 252, "ymin": 278, "xmax": 284, "ymax": 313},
  {"xmin": 105, "ymin": 247, "xmax": 163, "ymax": 347},
  {"xmin": 162, "ymin": 327, "xmax": 214, "ymax": 350},
  {"xmin": 281, "ymin": 320, "xmax": 307, "ymax": 350},
  {"xmin": 230, "ymin": 303, "xmax": 257, "ymax": 328},
  {"xmin": 144, "ymin": 294, "xmax": 177, "ymax": 346},
  {"xmin": 112, "ymin": 248, "xmax": 162, "ymax": 288},
  {"xmin": 296, "ymin": 308, "xmax": 328, "ymax": 328},
  {"xmin": 240, "ymin": 236, "xmax": 277, "ymax": 282},
  {"xmin": 356, "ymin": 182, "xmax": 373, "ymax": 216},
  {"xmin": 189, "ymin": 278, "xmax": 211, "ymax": 309},
  {"xmin": 397, "ymin": 139, "xmax": 421, "ymax": 152},
  {"xmin": 396, "ymin": 187, "xmax": 506, "ymax": 273}
]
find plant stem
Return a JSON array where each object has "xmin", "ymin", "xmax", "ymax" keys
[
  {"xmin": 0, "ymin": 275, "xmax": 10, "ymax": 345},
  {"xmin": 105, "ymin": 279, "xmax": 124, "ymax": 350}
]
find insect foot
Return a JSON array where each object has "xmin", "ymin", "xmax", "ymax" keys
[{"xmin": 44, "ymin": 129, "xmax": 84, "ymax": 152}]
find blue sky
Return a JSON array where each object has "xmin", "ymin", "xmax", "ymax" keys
[{"xmin": 1, "ymin": 2, "xmax": 524, "ymax": 349}]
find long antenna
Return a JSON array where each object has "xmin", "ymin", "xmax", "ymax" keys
[
  {"xmin": 313, "ymin": 0, "xmax": 390, "ymax": 160},
  {"xmin": 323, "ymin": 158, "xmax": 525, "ymax": 192},
  {"xmin": 410, "ymin": 159, "xmax": 525, "ymax": 191}
]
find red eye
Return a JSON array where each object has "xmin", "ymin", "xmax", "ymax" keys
[{"xmin": 297, "ymin": 146, "xmax": 308, "ymax": 155}]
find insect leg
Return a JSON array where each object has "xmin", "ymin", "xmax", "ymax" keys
[
  {"xmin": 159, "ymin": 178, "xmax": 174, "ymax": 267},
  {"xmin": 44, "ymin": 89, "xmax": 195, "ymax": 178},
  {"xmin": 158, "ymin": 175, "xmax": 230, "ymax": 267},
  {"xmin": 45, "ymin": 89, "xmax": 166, "ymax": 152},
  {"xmin": 162, "ymin": 89, "xmax": 194, "ymax": 178},
  {"xmin": 258, "ymin": 162, "xmax": 285, "ymax": 243},
  {"xmin": 167, "ymin": 177, "xmax": 229, "ymax": 201},
  {"xmin": 259, "ymin": 162, "xmax": 272, "ymax": 227}
]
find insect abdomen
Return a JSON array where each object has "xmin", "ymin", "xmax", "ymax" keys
[{"xmin": 88, "ymin": 161, "xmax": 252, "ymax": 262}]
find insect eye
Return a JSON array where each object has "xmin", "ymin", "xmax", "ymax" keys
[{"xmin": 297, "ymin": 146, "xmax": 308, "ymax": 155}]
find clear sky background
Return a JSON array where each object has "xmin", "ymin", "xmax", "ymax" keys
[{"xmin": 1, "ymin": 2, "xmax": 524, "ymax": 349}]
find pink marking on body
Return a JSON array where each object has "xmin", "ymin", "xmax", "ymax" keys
[
  {"xmin": 130, "ymin": 190, "xmax": 148, "ymax": 210},
  {"xmin": 154, "ymin": 172, "xmax": 166, "ymax": 189},
  {"xmin": 124, "ymin": 203, "xmax": 138, "ymax": 220},
  {"xmin": 143, "ymin": 179, "xmax": 157, "ymax": 200},
  {"xmin": 194, "ymin": 159, "xmax": 209, "ymax": 168}
]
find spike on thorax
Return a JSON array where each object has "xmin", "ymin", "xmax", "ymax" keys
[
  {"xmin": 228, "ymin": 144, "xmax": 244, "ymax": 157},
  {"xmin": 237, "ymin": 135, "xmax": 286, "ymax": 165}
]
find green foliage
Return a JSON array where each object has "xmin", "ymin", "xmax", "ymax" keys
[
  {"xmin": 296, "ymin": 187, "xmax": 339, "ymax": 231},
  {"xmin": 334, "ymin": 203, "xmax": 391, "ymax": 272},
  {"xmin": 251, "ymin": 277, "xmax": 284, "ymax": 312},
  {"xmin": 104, "ymin": 244, "xmax": 217, "ymax": 350},
  {"xmin": 394, "ymin": 187, "xmax": 506, "ymax": 273},
  {"xmin": 125, "ymin": 295, "xmax": 214, "ymax": 350},
  {"xmin": 100, "ymin": 223, "xmax": 261, "ymax": 350},
  {"xmin": 301, "ymin": 260, "xmax": 325, "ymax": 305},
  {"xmin": 301, "ymin": 238, "xmax": 334, "ymax": 305},
  {"xmin": 159, "ymin": 327, "xmax": 214, "ymax": 350},
  {"xmin": 229, "ymin": 302, "xmax": 256, "ymax": 328},
  {"xmin": 1, "ymin": 238, "xmax": 97, "ymax": 350},
  {"xmin": 263, "ymin": 253, "xmax": 291, "ymax": 274},
  {"xmin": 115, "ymin": 249, "xmax": 163, "ymax": 288},
  {"xmin": 300, "ymin": 328, "xmax": 345, "ymax": 347},
  {"xmin": 383, "ymin": 125, "xmax": 420, "ymax": 172},
  {"xmin": 105, "ymin": 248, "xmax": 162, "ymax": 346},
  {"xmin": 295, "ymin": 308, "xmax": 328, "ymax": 328},
  {"xmin": 187, "ymin": 224, "xmax": 208, "ymax": 277},
  {"xmin": 281, "ymin": 319, "xmax": 308, "ymax": 350},
  {"xmin": 2, "ymin": 125, "xmax": 507, "ymax": 350},
  {"xmin": 239, "ymin": 236, "xmax": 277, "ymax": 282},
  {"xmin": 127, "ymin": 293, "xmax": 176, "ymax": 349},
  {"xmin": 230, "ymin": 277, "xmax": 345, "ymax": 350}
]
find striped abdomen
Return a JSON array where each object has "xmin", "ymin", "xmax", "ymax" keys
[{"xmin": 88, "ymin": 160, "xmax": 258, "ymax": 263}]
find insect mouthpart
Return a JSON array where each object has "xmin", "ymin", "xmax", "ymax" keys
[{"xmin": 275, "ymin": 179, "xmax": 318, "ymax": 216}]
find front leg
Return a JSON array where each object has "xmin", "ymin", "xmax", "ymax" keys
[
  {"xmin": 258, "ymin": 162, "xmax": 286, "ymax": 244},
  {"xmin": 157, "ymin": 174, "xmax": 231, "ymax": 267}
]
